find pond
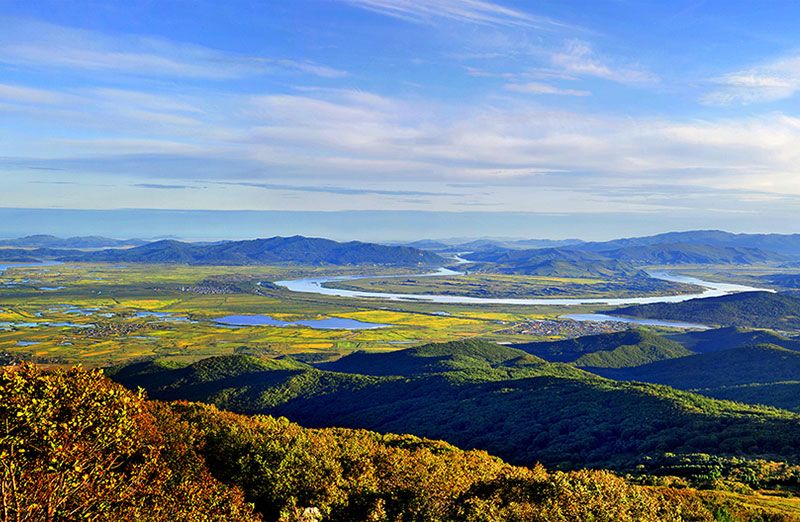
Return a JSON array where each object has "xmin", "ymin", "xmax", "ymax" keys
[{"xmin": 214, "ymin": 314, "xmax": 391, "ymax": 330}]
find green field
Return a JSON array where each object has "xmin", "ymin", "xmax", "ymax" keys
[
  {"xmin": 0, "ymin": 262, "xmax": 720, "ymax": 368},
  {"xmin": 0, "ymin": 263, "xmax": 574, "ymax": 367},
  {"xmin": 325, "ymin": 272, "xmax": 703, "ymax": 298}
]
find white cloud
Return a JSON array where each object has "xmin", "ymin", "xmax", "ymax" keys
[
  {"xmin": 0, "ymin": 17, "xmax": 346, "ymax": 79},
  {"xmin": 703, "ymin": 55, "xmax": 800, "ymax": 105},
  {"xmin": 505, "ymin": 81, "xmax": 590, "ymax": 96},
  {"xmin": 549, "ymin": 40, "xmax": 659, "ymax": 85},
  {"xmin": 0, "ymin": 83, "xmax": 65, "ymax": 104},
  {"xmin": 338, "ymin": 0, "xmax": 567, "ymax": 29}
]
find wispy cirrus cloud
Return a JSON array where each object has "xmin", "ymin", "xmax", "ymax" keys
[
  {"xmin": 218, "ymin": 181, "xmax": 462, "ymax": 197},
  {"xmin": 702, "ymin": 54, "xmax": 800, "ymax": 105},
  {"xmin": 0, "ymin": 17, "xmax": 346, "ymax": 80},
  {"xmin": 0, "ymin": 83, "xmax": 65, "ymax": 104},
  {"xmin": 505, "ymin": 81, "xmax": 590, "ymax": 96},
  {"xmin": 132, "ymin": 183, "xmax": 199, "ymax": 190},
  {"xmin": 337, "ymin": 0, "xmax": 567, "ymax": 29},
  {"xmin": 549, "ymin": 41, "xmax": 659, "ymax": 85}
]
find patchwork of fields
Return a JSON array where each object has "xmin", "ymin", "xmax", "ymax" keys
[{"xmin": 0, "ymin": 263, "xmax": 578, "ymax": 367}]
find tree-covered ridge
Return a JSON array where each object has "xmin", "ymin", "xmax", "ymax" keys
[
  {"xmin": 5, "ymin": 363, "xmax": 800, "ymax": 522},
  {"xmin": 0, "ymin": 234, "xmax": 146, "ymax": 249},
  {"xmin": 513, "ymin": 329, "xmax": 694, "ymax": 368},
  {"xmin": 107, "ymin": 341, "xmax": 800, "ymax": 476},
  {"xmin": 611, "ymin": 291, "xmax": 800, "ymax": 330},
  {"xmin": 567, "ymin": 229, "xmax": 800, "ymax": 256},
  {"xmin": 319, "ymin": 339, "xmax": 550, "ymax": 376},
  {"xmin": 598, "ymin": 242, "xmax": 792, "ymax": 265},
  {"xmin": 463, "ymin": 247, "xmax": 648, "ymax": 278},
  {"xmin": 0, "ymin": 364, "xmax": 259, "ymax": 522},
  {"xmin": 594, "ymin": 344, "xmax": 800, "ymax": 410},
  {"xmin": 58, "ymin": 235, "xmax": 445, "ymax": 266},
  {"xmin": 666, "ymin": 326, "xmax": 800, "ymax": 354}
]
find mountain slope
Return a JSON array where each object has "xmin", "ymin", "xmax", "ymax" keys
[
  {"xmin": 603, "ymin": 243, "xmax": 789, "ymax": 266},
  {"xmin": 597, "ymin": 343, "xmax": 800, "ymax": 388},
  {"xmin": 463, "ymin": 247, "xmax": 646, "ymax": 277},
  {"xmin": 666, "ymin": 326, "xmax": 800, "ymax": 353},
  {"xmin": 319, "ymin": 339, "xmax": 549, "ymax": 376},
  {"xmin": 569, "ymin": 229, "xmax": 800, "ymax": 256},
  {"xmin": 60, "ymin": 236, "xmax": 445, "ymax": 266},
  {"xmin": 15, "ymin": 364, "xmax": 797, "ymax": 522},
  {"xmin": 513, "ymin": 329, "xmax": 693, "ymax": 368},
  {"xmin": 107, "ymin": 344, "xmax": 800, "ymax": 472},
  {"xmin": 611, "ymin": 291, "xmax": 800, "ymax": 330},
  {"xmin": 0, "ymin": 234, "xmax": 145, "ymax": 249},
  {"xmin": 595, "ymin": 344, "xmax": 800, "ymax": 411}
]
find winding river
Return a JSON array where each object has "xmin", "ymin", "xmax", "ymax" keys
[{"xmin": 275, "ymin": 268, "xmax": 772, "ymax": 307}]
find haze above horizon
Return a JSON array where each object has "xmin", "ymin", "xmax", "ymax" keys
[{"xmin": 3, "ymin": 1, "xmax": 800, "ymax": 239}]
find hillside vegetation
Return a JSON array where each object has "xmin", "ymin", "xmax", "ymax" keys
[
  {"xmin": 58, "ymin": 236, "xmax": 444, "ymax": 266},
  {"xmin": 108, "ymin": 341, "xmax": 800, "ymax": 476},
  {"xmin": 595, "ymin": 344, "xmax": 800, "ymax": 410},
  {"xmin": 666, "ymin": 326, "xmax": 800, "ymax": 353},
  {"xmin": 6, "ymin": 363, "xmax": 800, "ymax": 522},
  {"xmin": 513, "ymin": 329, "xmax": 693, "ymax": 368},
  {"xmin": 612, "ymin": 291, "xmax": 800, "ymax": 330},
  {"xmin": 568, "ymin": 230, "xmax": 800, "ymax": 256}
]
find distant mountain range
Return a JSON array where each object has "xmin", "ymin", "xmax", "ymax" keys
[
  {"xmin": 4, "ymin": 230, "xmax": 800, "ymax": 271},
  {"xmin": 402, "ymin": 230, "xmax": 800, "ymax": 257},
  {"xmin": 458, "ymin": 241, "xmax": 793, "ymax": 278},
  {"xmin": 569, "ymin": 230, "xmax": 800, "ymax": 256},
  {"xmin": 59, "ymin": 236, "xmax": 445, "ymax": 266},
  {"xmin": 398, "ymin": 237, "xmax": 586, "ymax": 251},
  {"xmin": 605, "ymin": 242, "xmax": 793, "ymax": 266},
  {"xmin": 463, "ymin": 247, "xmax": 647, "ymax": 278},
  {"xmin": 0, "ymin": 234, "xmax": 145, "ymax": 249}
]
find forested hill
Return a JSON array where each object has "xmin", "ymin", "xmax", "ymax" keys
[
  {"xmin": 460, "ymin": 242, "xmax": 792, "ymax": 279},
  {"xmin": 0, "ymin": 234, "xmax": 145, "ymax": 249},
  {"xmin": 602, "ymin": 243, "xmax": 791, "ymax": 266},
  {"xmin": 8, "ymin": 363, "xmax": 798, "ymax": 522},
  {"xmin": 59, "ymin": 236, "xmax": 445, "ymax": 266},
  {"xmin": 513, "ymin": 329, "xmax": 693, "ymax": 368},
  {"xmin": 319, "ymin": 339, "xmax": 549, "ymax": 376},
  {"xmin": 107, "ymin": 342, "xmax": 800, "ymax": 474},
  {"xmin": 462, "ymin": 247, "xmax": 646, "ymax": 277},
  {"xmin": 595, "ymin": 344, "xmax": 800, "ymax": 392},
  {"xmin": 666, "ymin": 326, "xmax": 800, "ymax": 353},
  {"xmin": 568, "ymin": 230, "xmax": 800, "ymax": 256},
  {"xmin": 611, "ymin": 291, "xmax": 800, "ymax": 330}
]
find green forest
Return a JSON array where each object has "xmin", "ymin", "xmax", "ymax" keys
[{"xmin": 5, "ymin": 363, "xmax": 800, "ymax": 521}]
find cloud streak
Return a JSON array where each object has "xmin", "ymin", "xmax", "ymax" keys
[
  {"xmin": 504, "ymin": 81, "xmax": 590, "ymax": 96},
  {"xmin": 703, "ymin": 54, "xmax": 800, "ymax": 105},
  {"xmin": 0, "ymin": 17, "xmax": 345, "ymax": 80},
  {"xmin": 549, "ymin": 41, "xmax": 659, "ymax": 85},
  {"xmin": 338, "ymin": 0, "xmax": 567, "ymax": 29},
  {"xmin": 218, "ymin": 181, "xmax": 462, "ymax": 197}
]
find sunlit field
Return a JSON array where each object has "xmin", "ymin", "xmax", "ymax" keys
[{"xmin": 0, "ymin": 263, "xmax": 581, "ymax": 367}]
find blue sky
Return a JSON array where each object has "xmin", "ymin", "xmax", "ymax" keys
[{"xmin": 2, "ymin": 0, "xmax": 800, "ymax": 240}]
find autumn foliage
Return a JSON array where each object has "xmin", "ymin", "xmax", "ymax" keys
[
  {"xmin": 1, "ymin": 364, "xmax": 798, "ymax": 521},
  {"xmin": 0, "ymin": 363, "xmax": 258, "ymax": 522}
]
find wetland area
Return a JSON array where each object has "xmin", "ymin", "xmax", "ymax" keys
[{"xmin": 0, "ymin": 260, "xmax": 778, "ymax": 368}]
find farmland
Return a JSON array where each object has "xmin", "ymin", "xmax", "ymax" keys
[
  {"xmin": 0, "ymin": 262, "xmax": 593, "ymax": 367},
  {"xmin": 324, "ymin": 272, "xmax": 702, "ymax": 299}
]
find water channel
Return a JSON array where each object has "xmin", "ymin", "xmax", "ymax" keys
[{"xmin": 275, "ymin": 268, "xmax": 771, "ymax": 307}]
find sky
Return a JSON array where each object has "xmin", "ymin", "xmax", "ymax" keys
[{"xmin": 2, "ymin": 0, "xmax": 800, "ymax": 241}]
